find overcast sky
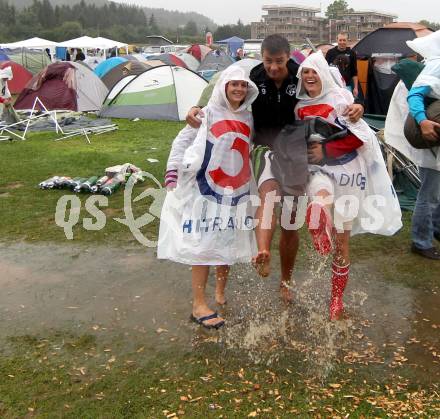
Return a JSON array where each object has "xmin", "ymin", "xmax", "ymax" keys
[{"xmin": 116, "ymin": 0, "xmax": 440, "ymax": 26}]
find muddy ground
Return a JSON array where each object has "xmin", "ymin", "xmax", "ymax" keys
[{"xmin": 1, "ymin": 242, "xmax": 439, "ymax": 386}]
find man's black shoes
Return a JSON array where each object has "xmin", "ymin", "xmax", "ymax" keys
[{"xmin": 411, "ymin": 243, "xmax": 440, "ymax": 260}]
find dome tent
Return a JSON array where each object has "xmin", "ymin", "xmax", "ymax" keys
[
  {"xmin": 0, "ymin": 61, "xmax": 32, "ymax": 94},
  {"xmin": 14, "ymin": 62, "xmax": 108, "ymax": 112},
  {"xmin": 94, "ymin": 57, "xmax": 127, "ymax": 78},
  {"xmin": 101, "ymin": 60, "xmax": 151, "ymax": 90},
  {"xmin": 197, "ymin": 49, "xmax": 234, "ymax": 80},
  {"xmin": 174, "ymin": 52, "xmax": 199, "ymax": 71},
  {"xmin": 353, "ymin": 22, "xmax": 433, "ymax": 115},
  {"xmin": 100, "ymin": 65, "xmax": 208, "ymax": 121},
  {"xmin": 185, "ymin": 44, "xmax": 211, "ymax": 62}
]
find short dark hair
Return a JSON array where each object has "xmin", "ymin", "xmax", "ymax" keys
[{"xmin": 261, "ymin": 34, "xmax": 290, "ymax": 56}]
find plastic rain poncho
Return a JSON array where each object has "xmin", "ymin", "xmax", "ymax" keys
[
  {"xmin": 385, "ymin": 30, "xmax": 440, "ymax": 170},
  {"xmin": 157, "ymin": 66, "xmax": 259, "ymax": 265},
  {"xmin": 295, "ymin": 51, "xmax": 402, "ymax": 236},
  {"xmin": 0, "ymin": 66, "xmax": 12, "ymax": 102}
]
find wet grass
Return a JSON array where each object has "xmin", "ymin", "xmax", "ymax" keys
[
  {"xmin": 1, "ymin": 331, "xmax": 438, "ymax": 418},
  {"xmin": 0, "ymin": 118, "xmax": 184, "ymax": 244},
  {"xmin": 1, "ymin": 118, "xmax": 439, "ymax": 290},
  {"xmin": 1, "ymin": 119, "xmax": 439, "ymax": 416}
]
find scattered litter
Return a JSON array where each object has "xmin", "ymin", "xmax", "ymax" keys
[
  {"xmin": 38, "ymin": 163, "xmax": 145, "ymax": 196},
  {"xmin": 132, "ymin": 118, "xmax": 140, "ymax": 122},
  {"xmin": 146, "ymin": 158, "xmax": 159, "ymax": 163}
]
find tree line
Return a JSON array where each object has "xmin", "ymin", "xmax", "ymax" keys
[{"xmin": 0, "ymin": 0, "xmax": 209, "ymax": 44}]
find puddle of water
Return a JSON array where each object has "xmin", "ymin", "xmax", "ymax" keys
[{"xmin": 0, "ymin": 242, "xmax": 439, "ymax": 382}]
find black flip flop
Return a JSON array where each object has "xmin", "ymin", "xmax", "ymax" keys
[{"xmin": 190, "ymin": 312, "xmax": 225, "ymax": 330}]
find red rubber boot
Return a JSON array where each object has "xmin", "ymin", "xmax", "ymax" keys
[
  {"xmin": 329, "ymin": 262, "xmax": 349, "ymax": 320},
  {"xmin": 306, "ymin": 202, "xmax": 333, "ymax": 256}
]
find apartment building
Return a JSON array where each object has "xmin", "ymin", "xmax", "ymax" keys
[
  {"xmin": 251, "ymin": 4, "xmax": 326, "ymax": 45},
  {"xmin": 329, "ymin": 11, "xmax": 397, "ymax": 42},
  {"xmin": 251, "ymin": 5, "xmax": 396, "ymax": 45}
]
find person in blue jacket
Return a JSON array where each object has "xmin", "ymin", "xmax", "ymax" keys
[{"xmin": 406, "ymin": 30, "xmax": 440, "ymax": 259}]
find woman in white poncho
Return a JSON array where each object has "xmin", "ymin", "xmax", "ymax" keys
[
  {"xmin": 158, "ymin": 66, "xmax": 259, "ymax": 329},
  {"xmin": 295, "ymin": 51, "xmax": 402, "ymax": 320},
  {"xmin": 0, "ymin": 66, "xmax": 13, "ymax": 121}
]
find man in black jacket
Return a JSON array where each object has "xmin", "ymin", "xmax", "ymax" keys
[
  {"xmin": 186, "ymin": 35, "xmax": 364, "ymax": 303},
  {"xmin": 326, "ymin": 32, "xmax": 359, "ymax": 97}
]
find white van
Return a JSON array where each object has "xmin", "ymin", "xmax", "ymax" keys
[{"xmin": 243, "ymin": 39, "xmax": 263, "ymax": 56}]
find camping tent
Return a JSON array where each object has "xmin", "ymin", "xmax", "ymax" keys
[
  {"xmin": 2, "ymin": 48, "xmax": 51, "ymax": 74},
  {"xmin": 217, "ymin": 36, "xmax": 244, "ymax": 57},
  {"xmin": 353, "ymin": 23, "xmax": 433, "ymax": 115},
  {"xmin": 0, "ymin": 37, "xmax": 57, "ymax": 50},
  {"xmin": 0, "ymin": 61, "xmax": 32, "ymax": 94},
  {"xmin": 198, "ymin": 49, "xmax": 234, "ymax": 71},
  {"xmin": 101, "ymin": 60, "xmax": 151, "ymax": 90},
  {"xmin": 14, "ymin": 61, "xmax": 108, "ymax": 112},
  {"xmin": 0, "ymin": 49, "xmax": 9, "ymax": 61},
  {"xmin": 353, "ymin": 23, "xmax": 433, "ymax": 58},
  {"xmin": 185, "ymin": 44, "xmax": 211, "ymax": 62},
  {"xmin": 94, "ymin": 37, "xmax": 128, "ymax": 54},
  {"xmin": 94, "ymin": 57, "xmax": 127, "ymax": 78},
  {"xmin": 197, "ymin": 49, "xmax": 234, "ymax": 80},
  {"xmin": 100, "ymin": 65, "xmax": 208, "ymax": 121},
  {"xmin": 174, "ymin": 52, "xmax": 199, "ymax": 71},
  {"xmin": 147, "ymin": 53, "xmax": 187, "ymax": 68},
  {"xmin": 58, "ymin": 36, "xmax": 98, "ymax": 50},
  {"xmin": 0, "ymin": 37, "xmax": 57, "ymax": 60},
  {"xmin": 0, "ymin": 48, "xmax": 9, "ymax": 61}
]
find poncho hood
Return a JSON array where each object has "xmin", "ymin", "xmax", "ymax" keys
[
  {"xmin": 296, "ymin": 51, "xmax": 339, "ymax": 100},
  {"xmin": 0, "ymin": 66, "xmax": 13, "ymax": 80},
  {"xmin": 208, "ymin": 65, "xmax": 259, "ymax": 113},
  {"xmin": 407, "ymin": 29, "xmax": 440, "ymax": 60}
]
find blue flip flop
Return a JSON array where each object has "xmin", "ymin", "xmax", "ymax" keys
[{"xmin": 190, "ymin": 312, "xmax": 225, "ymax": 330}]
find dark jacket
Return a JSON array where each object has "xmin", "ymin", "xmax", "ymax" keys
[
  {"xmin": 250, "ymin": 59, "xmax": 300, "ymax": 147},
  {"xmin": 325, "ymin": 47, "xmax": 358, "ymax": 85}
]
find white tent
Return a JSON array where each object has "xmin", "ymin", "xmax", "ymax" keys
[
  {"xmin": 94, "ymin": 37, "xmax": 128, "ymax": 53},
  {"xmin": 58, "ymin": 36, "xmax": 128, "ymax": 55},
  {"xmin": 0, "ymin": 37, "xmax": 57, "ymax": 60},
  {"xmin": 58, "ymin": 36, "xmax": 98, "ymax": 50},
  {"xmin": 0, "ymin": 37, "xmax": 57, "ymax": 50}
]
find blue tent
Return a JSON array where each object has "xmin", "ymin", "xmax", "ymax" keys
[
  {"xmin": 0, "ymin": 49, "xmax": 10, "ymax": 61},
  {"xmin": 94, "ymin": 57, "xmax": 127, "ymax": 78},
  {"xmin": 217, "ymin": 36, "xmax": 244, "ymax": 57}
]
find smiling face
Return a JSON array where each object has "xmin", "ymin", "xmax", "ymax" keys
[
  {"xmin": 301, "ymin": 67, "xmax": 322, "ymax": 98},
  {"xmin": 262, "ymin": 50, "xmax": 290, "ymax": 84},
  {"xmin": 337, "ymin": 33, "xmax": 348, "ymax": 51},
  {"xmin": 225, "ymin": 80, "xmax": 248, "ymax": 109}
]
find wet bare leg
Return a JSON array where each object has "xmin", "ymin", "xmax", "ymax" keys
[
  {"xmin": 215, "ymin": 265, "xmax": 229, "ymax": 305},
  {"xmin": 334, "ymin": 230, "xmax": 350, "ymax": 266},
  {"xmin": 192, "ymin": 265, "xmax": 224, "ymax": 327},
  {"xmin": 330, "ymin": 230, "xmax": 351, "ymax": 320},
  {"xmin": 279, "ymin": 225, "xmax": 299, "ymax": 303},
  {"xmin": 253, "ymin": 179, "xmax": 281, "ymax": 277},
  {"xmin": 307, "ymin": 189, "xmax": 334, "ymax": 255}
]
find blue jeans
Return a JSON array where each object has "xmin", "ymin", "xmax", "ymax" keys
[{"xmin": 412, "ymin": 167, "xmax": 440, "ymax": 249}]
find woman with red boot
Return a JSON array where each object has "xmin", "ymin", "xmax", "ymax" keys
[{"xmin": 295, "ymin": 52, "xmax": 402, "ymax": 320}]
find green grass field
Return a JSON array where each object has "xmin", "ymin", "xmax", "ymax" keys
[
  {"xmin": 0, "ymin": 119, "xmax": 182, "ymax": 244},
  {"xmin": 0, "ymin": 119, "xmax": 439, "ymax": 417}
]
